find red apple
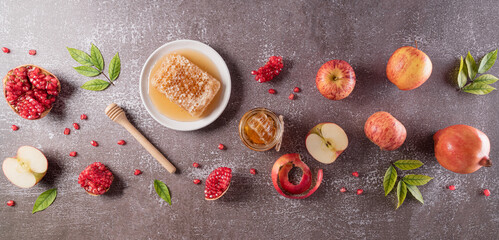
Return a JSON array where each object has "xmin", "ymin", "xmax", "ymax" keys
[
  {"xmin": 316, "ymin": 60, "xmax": 356, "ymax": 100},
  {"xmin": 364, "ymin": 111, "xmax": 407, "ymax": 151},
  {"xmin": 434, "ymin": 125, "xmax": 491, "ymax": 174},
  {"xmin": 386, "ymin": 46, "xmax": 432, "ymax": 90}
]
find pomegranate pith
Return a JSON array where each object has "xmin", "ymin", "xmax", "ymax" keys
[
  {"xmin": 205, "ymin": 167, "xmax": 232, "ymax": 200},
  {"xmin": 251, "ymin": 56, "xmax": 283, "ymax": 83},
  {"xmin": 6, "ymin": 200, "xmax": 15, "ymax": 206},
  {"xmin": 78, "ymin": 162, "xmax": 113, "ymax": 195},
  {"xmin": 11, "ymin": 125, "xmax": 19, "ymax": 131}
]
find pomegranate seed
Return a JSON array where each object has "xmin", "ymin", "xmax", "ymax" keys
[
  {"xmin": 250, "ymin": 168, "xmax": 257, "ymax": 175},
  {"xmin": 352, "ymin": 171, "xmax": 359, "ymax": 177},
  {"xmin": 218, "ymin": 144, "xmax": 225, "ymax": 150},
  {"xmin": 268, "ymin": 89, "xmax": 276, "ymax": 94},
  {"xmin": 340, "ymin": 187, "xmax": 347, "ymax": 193},
  {"xmin": 6, "ymin": 200, "xmax": 15, "ymax": 206},
  {"xmin": 64, "ymin": 128, "xmax": 70, "ymax": 135},
  {"xmin": 293, "ymin": 87, "xmax": 300, "ymax": 93},
  {"xmin": 69, "ymin": 151, "xmax": 77, "ymax": 157},
  {"xmin": 356, "ymin": 189, "xmax": 364, "ymax": 195},
  {"xmin": 483, "ymin": 189, "xmax": 491, "ymax": 196},
  {"xmin": 117, "ymin": 140, "xmax": 126, "ymax": 145},
  {"xmin": 193, "ymin": 179, "xmax": 201, "ymax": 184},
  {"xmin": 192, "ymin": 162, "xmax": 200, "ymax": 168},
  {"xmin": 251, "ymin": 56, "xmax": 284, "ymax": 83},
  {"xmin": 11, "ymin": 125, "xmax": 19, "ymax": 131},
  {"xmin": 134, "ymin": 169, "xmax": 142, "ymax": 175},
  {"xmin": 2, "ymin": 47, "xmax": 10, "ymax": 53},
  {"xmin": 73, "ymin": 123, "xmax": 80, "ymax": 130},
  {"xmin": 91, "ymin": 140, "xmax": 98, "ymax": 147},
  {"xmin": 448, "ymin": 185, "xmax": 456, "ymax": 191},
  {"xmin": 29, "ymin": 50, "xmax": 36, "ymax": 55},
  {"xmin": 288, "ymin": 93, "xmax": 295, "ymax": 100},
  {"xmin": 80, "ymin": 114, "xmax": 87, "ymax": 120}
]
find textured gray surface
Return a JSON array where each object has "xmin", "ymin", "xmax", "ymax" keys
[{"xmin": 0, "ymin": 0, "xmax": 498, "ymax": 239}]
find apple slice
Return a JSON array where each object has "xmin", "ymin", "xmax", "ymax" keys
[
  {"xmin": 2, "ymin": 146, "xmax": 48, "ymax": 188},
  {"xmin": 305, "ymin": 123, "xmax": 348, "ymax": 164}
]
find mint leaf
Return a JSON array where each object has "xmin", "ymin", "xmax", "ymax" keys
[
  {"xmin": 473, "ymin": 74, "xmax": 498, "ymax": 84},
  {"xmin": 462, "ymin": 82, "xmax": 496, "ymax": 95},
  {"xmin": 465, "ymin": 51, "xmax": 477, "ymax": 80},
  {"xmin": 402, "ymin": 174, "xmax": 433, "ymax": 186},
  {"xmin": 154, "ymin": 179, "xmax": 171, "ymax": 205},
  {"xmin": 457, "ymin": 56, "xmax": 467, "ymax": 88},
  {"xmin": 74, "ymin": 66, "xmax": 101, "ymax": 77},
  {"xmin": 393, "ymin": 160, "xmax": 424, "ymax": 170},
  {"xmin": 406, "ymin": 184, "xmax": 424, "ymax": 204},
  {"xmin": 32, "ymin": 188, "xmax": 57, "ymax": 214},
  {"xmin": 67, "ymin": 47, "xmax": 93, "ymax": 67},
  {"xmin": 80, "ymin": 79, "xmax": 110, "ymax": 91},
  {"xmin": 396, "ymin": 181, "xmax": 407, "ymax": 209},
  {"xmin": 108, "ymin": 52, "xmax": 121, "ymax": 81},
  {"xmin": 383, "ymin": 165, "xmax": 397, "ymax": 196},
  {"xmin": 90, "ymin": 44, "xmax": 104, "ymax": 71},
  {"xmin": 478, "ymin": 49, "xmax": 497, "ymax": 74}
]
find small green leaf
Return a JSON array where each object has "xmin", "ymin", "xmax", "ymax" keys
[
  {"xmin": 478, "ymin": 49, "xmax": 497, "ymax": 74},
  {"xmin": 73, "ymin": 66, "xmax": 101, "ymax": 77},
  {"xmin": 393, "ymin": 160, "xmax": 424, "ymax": 170},
  {"xmin": 80, "ymin": 79, "xmax": 110, "ymax": 91},
  {"xmin": 406, "ymin": 184, "xmax": 424, "ymax": 204},
  {"xmin": 67, "ymin": 47, "xmax": 93, "ymax": 66},
  {"xmin": 396, "ymin": 181, "xmax": 407, "ymax": 209},
  {"xmin": 108, "ymin": 52, "xmax": 121, "ymax": 81},
  {"xmin": 457, "ymin": 56, "xmax": 467, "ymax": 88},
  {"xmin": 154, "ymin": 179, "xmax": 171, "ymax": 205},
  {"xmin": 383, "ymin": 165, "xmax": 397, "ymax": 196},
  {"xmin": 32, "ymin": 188, "xmax": 57, "ymax": 214},
  {"xmin": 90, "ymin": 43, "xmax": 104, "ymax": 71},
  {"xmin": 465, "ymin": 51, "xmax": 477, "ymax": 80},
  {"xmin": 473, "ymin": 74, "xmax": 498, "ymax": 84},
  {"xmin": 402, "ymin": 174, "xmax": 433, "ymax": 186},
  {"xmin": 462, "ymin": 82, "xmax": 496, "ymax": 95}
]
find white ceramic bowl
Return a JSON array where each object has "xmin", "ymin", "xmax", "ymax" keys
[{"xmin": 139, "ymin": 40, "xmax": 231, "ymax": 131}]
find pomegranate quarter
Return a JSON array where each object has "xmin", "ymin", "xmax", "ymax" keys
[
  {"xmin": 205, "ymin": 167, "xmax": 232, "ymax": 200},
  {"xmin": 434, "ymin": 125, "xmax": 491, "ymax": 174}
]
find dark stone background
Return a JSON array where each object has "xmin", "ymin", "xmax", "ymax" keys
[{"xmin": 0, "ymin": 1, "xmax": 497, "ymax": 239}]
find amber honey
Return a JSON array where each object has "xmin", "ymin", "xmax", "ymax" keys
[
  {"xmin": 148, "ymin": 49, "xmax": 221, "ymax": 121},
  {"xmin": 239, "ymin": 108, "xmax": 284, "ymax": 151}
]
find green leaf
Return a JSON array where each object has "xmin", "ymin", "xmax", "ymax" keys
[
  {"xmin": 90, "ymin": 43, "xmax": 104, "ymax": 71},
  {"xmin": 73, "ymin": 66, "xmax": 101, "ymax": 77},
  {"xmin": 108, "ymin": 52, "xmax": 121, "ymax": 81},
  {"xmin": 465, "ymin": 51, "xmax": 477, "ymax": 80},
  {"xmin": 473, "ymin": 74, "xmax": 498, "ymax": 84},
  {"xmin": 457, "ymin": 56, "xmax": 467, "ymax": 88},
  {"xmin": 154, "ymin": 179, "xmax": 171, "ymax": 205},
  {"xmin": 478, "ymin": 49, "xmax": 497, "ymax": 74},
  {"xmin": 406, "ymin": 184, "xmax": 424, "ymax": 204},
  {"xmin": 67, "ymin": 47, "xmax": 93, "ymax": 66},
  {"xmin": 402, "ymin": 174, "xmax": 433, "ymax": 186},
  {"xmin": 393, "ymin": 160, "xmax": 424, "ymax": 170},
  {"xmin": 462, "ymin": 82, "xmax": 496, "ymax": 95},
  {"xmin": 383, "ymin": 165, "xmax": 397, "ymax": 196},
  {"xmin": 80, "ymin": 79, "xmax": 110, "ymax": 91},
  {"xmin": 32, "ymin": 188, "xmax": 57, "ymax": 214},
  {"xmin": 396, "ymin": 181, "xmax": 407, "ymax": 209}
]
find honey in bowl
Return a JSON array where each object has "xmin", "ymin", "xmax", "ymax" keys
[
  {"xmin": 148, "ymin": 49, "xmax": 222, "ymax": 122},
  {"xmin": 239, "ymin": 108, "xmax": 284, "ymax": 151}
]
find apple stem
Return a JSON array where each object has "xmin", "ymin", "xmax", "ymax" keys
[
  {"xmin": 479, "ymin": 157, "xmax": 492, "ymax": 167},
  {"xmin": 415, "ymin": 40, "xmax": 418, "ymax": 49}
]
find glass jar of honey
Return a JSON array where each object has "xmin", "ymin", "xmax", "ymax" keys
[{"xmin": 238, "ymin": 108, "xmax": 284, "ymax": 151}]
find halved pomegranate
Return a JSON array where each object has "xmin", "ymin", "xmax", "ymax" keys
[
  {"xmin": 204, "ymin": 167, "xmax": 232, "ymax": 200},
  {"xmin": 3, "ymin": 65, "xmax": 61, "ymax": 120}
]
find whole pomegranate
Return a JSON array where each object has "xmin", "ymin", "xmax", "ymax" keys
[{"xmin": 434, "ymin": 124, "xmax": 491, "ymax": 174}]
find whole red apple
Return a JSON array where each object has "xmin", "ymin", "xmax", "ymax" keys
[
  {"xmin": 434, "ymin": 125, "xmax": 491, "ymax": 174},
  {"xmin": 386, "ymin": 46, "xmax": 432, "ymax": 90},
  {"xmin": 316, "ymin": 60, "xmax": 356, "ymax": 100},
  {"xmin": 364, "ymin": 111, "xmax": 407, "ymax": 151}
]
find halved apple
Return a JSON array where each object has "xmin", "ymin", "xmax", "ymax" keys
[
  {"xmin": 2, "ymin": 146, "xmax": 48, "ymax": 188},
  {"xmin": 305, "ymin": 123, "xmax": 348, "ymax": 164}
]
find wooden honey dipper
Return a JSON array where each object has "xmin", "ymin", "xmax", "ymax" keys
[{"xmin": 105, "ymin": 103, "xmax": 176, "ymax": 173}]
